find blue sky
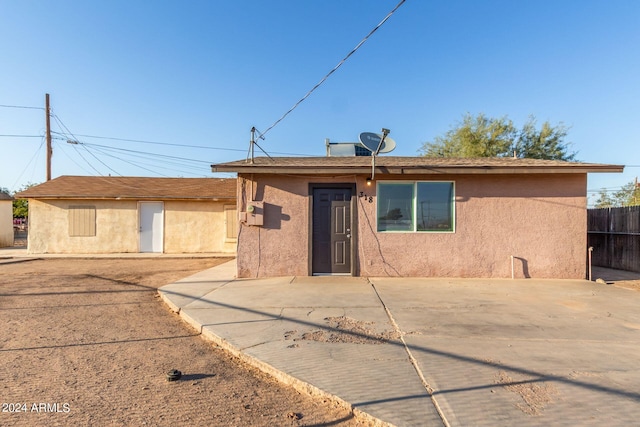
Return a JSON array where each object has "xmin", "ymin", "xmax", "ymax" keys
[{"xmin": 1, "ymin": 0, "xmax": 638, "ymax": 204}]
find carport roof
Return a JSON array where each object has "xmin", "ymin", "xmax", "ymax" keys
[
  {"xmin": 15, "ymin": 176, "xmax": 237, "ymax": 201},
  {"xmin": 211, "ymin": 156, "xmax": 624, "ymax": 175}
]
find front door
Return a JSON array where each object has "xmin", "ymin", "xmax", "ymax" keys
[
  {"xmin": 139, "ymin": 202, "xmax": 164, "ymax": 253},
  {"xmin": 312, "ymin": 187, "xmax": 352, "ymax": 274}
]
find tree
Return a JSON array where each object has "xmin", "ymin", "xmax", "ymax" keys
[
  {"xmin": 9, "ymin": 183, "xmax": 39, "ymax": 219},
  {"xmin": 593, "ymin": 180, "xmax": 640, "ymax": 208},
  {"xmin": 419, "ymin": 113, "xmax": 577, "ymax": 161}
]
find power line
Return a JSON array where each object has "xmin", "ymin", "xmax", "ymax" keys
[
  {"xmin": 73, "ymin": 143, "xmax": 121, "ymax": 176},
  {"xmin": 81, "ymin": 142, "xmax": 213, "ymax": 165},
  {"xmin": 80, "ymin": 144, "xmax": 171, "ymax": 177},
  {"xmin": 0, "ymin": 134, "xmax": 42, "ymax": 138},
  {"xmin": 55, "ymin": 142, "xmax": 98, "ymax": 176},
  {"xmin": 0, "ymin": 104, "xmax": 43, "ymax": 110},
  {"xmin": 53, "ymin": 131, "xmax": 317, "ymax": 156},
  {"xmin": 88, "ymin": 144, "xmax": 210, "ymax": 172},
  {"xmin": 49, "ymin": 110, "xmax": 223, "ymax": 176},
  {"xmin": 259, "ymin": 0, "xmax": 406, "ymax": 139},
  {"xmin": 51, "ymin": 112, "xmax": 107, "ymax": 175},
  {"xmin": 11, "ymin": 137, "xmax": 45, "ymax": 190},
  {"xmin": 54, "ymin": 132, "xmax": 244, "ymax": 151},
  {"xmin": 87, "ymin": 144, "xmax": 209, "ymax": 177}
]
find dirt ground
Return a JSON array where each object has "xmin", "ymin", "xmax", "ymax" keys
[{"xmin": 0, "ymin": 258, "xmax": 364, "ymax": 427}]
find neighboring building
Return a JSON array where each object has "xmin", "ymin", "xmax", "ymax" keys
[
  {"xmin": 211, "ymin": 156, "xmax": 623, "ymax": 279},
  {"xmin": 16, "ymin": 176, "xmax": 237, "ymax": 254},
  {"xmin": 0, "ymin": 191, "xmax": 13, "ymax": 248}
]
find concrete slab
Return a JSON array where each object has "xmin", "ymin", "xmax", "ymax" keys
[
  {"xmin": 372, "ymin": 277, "xmax": 640, "ymax": 426},
  {"xmin": 158, "ymin": 259, "xmax": 236, "ymax": 311},
  {"xmin": 160, "ymin": 268, "xmax": 640, "ymax": 427}
]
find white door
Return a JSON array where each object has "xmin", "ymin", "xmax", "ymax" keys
[{"xmin": 139, "ymin": 202, "xmax": 164, "ymax": 253}]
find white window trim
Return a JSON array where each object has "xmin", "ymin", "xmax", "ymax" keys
[{"xmin": 376, "ymin": 180, "xmax": 456, "ymax": 233}]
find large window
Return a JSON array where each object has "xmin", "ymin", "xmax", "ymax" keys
[{"xmin": 377, "ymin": 181, "xmax": 454, "ymax": 232}]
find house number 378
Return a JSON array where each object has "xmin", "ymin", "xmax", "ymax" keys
[{"xmin": 359, "ymin": 192, "xmax": 373, "ymax": 203}]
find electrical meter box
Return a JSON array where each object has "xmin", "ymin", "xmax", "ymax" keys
[{"xmin": 242, "ymin": 201, "xmax": 263, "ymax": 226}]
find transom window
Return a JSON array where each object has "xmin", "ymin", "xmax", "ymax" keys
[{"xmin": 377, "ymin": 181, "xmax": 455, "ymax": 232}]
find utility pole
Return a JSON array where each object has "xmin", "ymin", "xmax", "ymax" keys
[{"xmin": 45, "ymin": 93, "xmax": 52, "ymax": 181}]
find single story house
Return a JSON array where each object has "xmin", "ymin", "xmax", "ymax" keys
[
  {"xmin": 16, "ymin": 176, "xmax": 237, "ymax": 254},
  {"xmin": 211, "ymin": 156, "xmax": 623, "ymax": 279},
  {"xmin": 0, "ymin": 191, "xmax": 13, "ymax": 248}
]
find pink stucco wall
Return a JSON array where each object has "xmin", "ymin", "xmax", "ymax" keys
[{"xmin": 236, "ymin": 173, "xmax": 587, "ymax": 279}]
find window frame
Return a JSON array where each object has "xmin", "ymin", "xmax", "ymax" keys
[{"xmin": 376, "ymin": 181, "xmax": 455, "ymax": 233}]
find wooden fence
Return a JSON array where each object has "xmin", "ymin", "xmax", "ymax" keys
[{"xmin": 588, "ymin": 206, "xmax": 640, "ymax": 272}]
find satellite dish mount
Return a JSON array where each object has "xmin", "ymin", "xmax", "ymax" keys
[{"xmin": 358, "ymin": 128, "xmax": 396, "ymax": 180}]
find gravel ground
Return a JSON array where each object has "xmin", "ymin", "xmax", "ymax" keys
[{"xmin": 0, "ymin": 258, "xmax": 363, "ymax": 427}]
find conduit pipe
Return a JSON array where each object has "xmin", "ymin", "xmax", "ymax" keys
[{"xmin": 511, "ymin": 255, "xmax": 515, "ymax": 279}]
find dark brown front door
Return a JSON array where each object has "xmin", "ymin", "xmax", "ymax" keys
[{"xmin": 312, "ymin": 188, "xmax": 352, "ymax": 274}]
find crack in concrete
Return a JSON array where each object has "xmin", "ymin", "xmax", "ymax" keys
[{"xmin": 368, "ymin": 279, "xmax": 451, "ymax": 427}]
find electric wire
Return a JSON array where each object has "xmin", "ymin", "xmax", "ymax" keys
[
  {"xmin": 74, "ymin": 143, "xmax": 122, "ymax": 176},
  {"xmin": 81, "ymin": 142, "xmax": 213, "ymax": 166},
  {"xmin": 86, "ymin": 143, "xmax": 209, "ymax": 176},
  {"xmin": 77, "ymin": 143, "xmax": 183, "ymax": 176},
  {"xmin": 54, "ymin": 132, "xmax": 247, "ymax": 152},
  {"xmin": 259, "ymin": 0, "xmax": 406, "ymax": 139},
  {"xmin": 52, "ymin": 112, "xmax": 108, "ymax": 176},
  {"xmin": 55, "ymin": 141, "xmax": 96, "ymax": 176},
  {"xmin": 80, "ymin": 145, "xmax": 171, "ymax": 177},
  {"xmin": 0, "ymin": 104, "xmax": 44, "ymax": 110},
  {"xmin": 51, "ymin": 131, "xmax": 318, "ymax": 156},
  {"xmin": 11, "ymin": 137, "xmax": 45, "ymax": 190}
]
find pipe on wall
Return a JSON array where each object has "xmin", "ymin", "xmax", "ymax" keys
[{"xmin": 511, "ymin": 255, "xmax": 515, "ymax": 279}]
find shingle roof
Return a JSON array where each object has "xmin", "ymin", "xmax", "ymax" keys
[
  {"xmin": 15, "ymin": 176, "xmax": 237, "ymax": 200},
  {"xmin": 211, "ymin": 156, "xmax": 624, "ymax": 175},
  {"xmin": 0, "ymin": 191, "xmax": 13, "ymax": 201}
]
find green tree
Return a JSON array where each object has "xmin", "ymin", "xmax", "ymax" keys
[
  {"xmin": 593, "ymin": 180, "xmax": 640, "ymax": 208},
  {"xmin": 11, "ymin": 183, "xmax": 38, "ymax": 218},
  {"xmin": 419, "ymin": 113, "xmax": 577, "ymax": 161}
]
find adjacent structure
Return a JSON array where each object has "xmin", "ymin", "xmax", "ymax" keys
[
  {"xmin": 0, "ymin": 191, "xmax": 13, "ymax": 248},
  {"xmin": 16, "ymin": 176, "xmax": 237, "ymax": 254},
  {"xmin": 211, "ymin": 156, "xmax": 623, "ymax": 279}
]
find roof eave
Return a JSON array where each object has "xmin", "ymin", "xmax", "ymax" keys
[
  {"xmin": 211, "ymin": 165, "xmax": 625, "ymax": 175},
  {"xmin": 17, "ymin": 195, "xmax": 236, "ymax": 201}
]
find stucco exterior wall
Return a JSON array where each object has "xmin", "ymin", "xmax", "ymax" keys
[
  {"xmin": 164, "ymin": 201, "xmax": 236, "ymax": 254},
  {"xmin": 0, "ymin": 200, "xmax": 13, "ymax": 247},
  {"xmin": 236, "ymin": 173, "xmax": 588, "ymax": 279},
  {"xmin": 27, "ymin": 199, "xmax": 236, "ymax": 254}
]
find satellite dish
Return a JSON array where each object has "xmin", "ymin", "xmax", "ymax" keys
[{"xmin": 358, "ymin": 132, "xmax": 396, "ymax": 154}]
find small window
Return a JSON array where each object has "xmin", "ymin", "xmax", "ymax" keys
[
  {"xmin": 69, "ymin": 205, "xmax": 96, "ymax": 237},
  {"xmin": 377, "ymin": 182, "xmax": 454, "ymax": 232},
  {"xmin": 224, "ymin": 205, "xmax": 238, "ymax": 241}
]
